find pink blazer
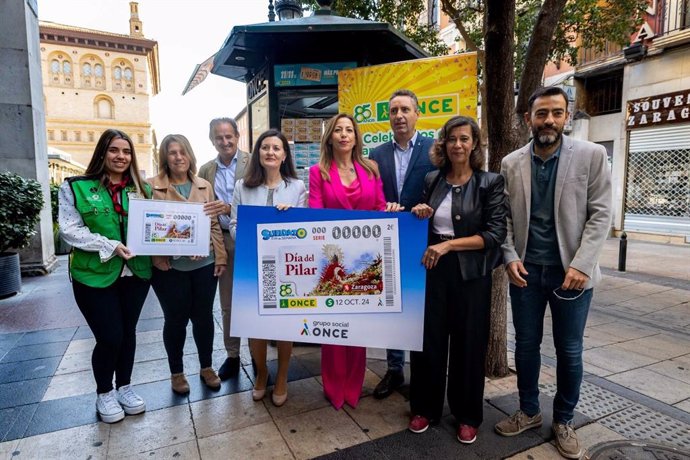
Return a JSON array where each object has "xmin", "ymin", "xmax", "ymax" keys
[{"xmin": 309, "ymin": 162, "xmax": 386, "ymax": 211}]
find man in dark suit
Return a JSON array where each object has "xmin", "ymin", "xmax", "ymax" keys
[{"xmin": 368, "ymin": 89, "xmax": 436, "ymax": 399}]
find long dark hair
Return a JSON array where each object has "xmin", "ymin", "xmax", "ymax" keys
[
  {"xmin": 244, "ymin": 129, "xmax": 297, "ymax": 188},
  {"xmin": 85, "ymin": 129, "xmax": 149, "ymax": 197},
  {"xmin": 430, "ymin": 116, "xmax": 484, "ymax": 173}
]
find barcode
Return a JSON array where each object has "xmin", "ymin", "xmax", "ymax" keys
[
  {"xmin": 144, "ymin": 223, "xmax": 151, "ymax": 241},
  {"xmin": 383, "ymin": 237, "xmax": 395, "ymax": 307},
  {"xmin": 262, "ymin": 256, "xmax": 276, "ymax": 308}
]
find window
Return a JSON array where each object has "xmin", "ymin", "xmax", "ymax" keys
[
  {"xmin": 94, "ymin": 64, "xmax": 103, "ymax": 77},
  {"xmin": 61, "ymin": 130, "xmax": 67, "ymax": 141},
  {"xmin": 48, "ymin": 130, "xmax": 55, "ymax": 141},
  {"xmin": 94, "ymin": 95, "xmax": 114, "ymax": 119},
  {"xmin": 137, "ymin": 133, "xmax": 144, "ymax": 144},
  {"xmin": 47, "ymin": 52, "xmax": 73, "ymax": 87},
  {"xmin": 583, "ymin": 71, "xmax": 623, "ymax": 116},
  {"xmin": 74, "ymin": 131, "xmax": 81, "ymax": 142},
  {"xmin": 82, "ymin": 63, "xmax": 92, "ymax": 76},
  {"xmin": 112, "ymin": 59, "xmax": 135, "ymax": 92},
  {"xmin": 88, "ymin": 131, "xmax": 95, "ymax": 142},
  {"xmin": 80, "ymin": 55, "xmax": 105, "ymax": 89}
]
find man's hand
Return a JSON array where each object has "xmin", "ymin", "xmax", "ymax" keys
[
  {"xmin": 562, "ymin": 267, "xmax": 589, "ymax": 291},
  {"xmin": 203, "ymin": 200, "xmax": 230, "ymax": 218},
  {"xmin": 506, "ymin": 261, "xmax": 528, "ymax": 287}
]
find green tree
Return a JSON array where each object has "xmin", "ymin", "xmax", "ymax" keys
[{"xmin": 302, "ymin": 0, "xmax": 449, "ymax": 55}]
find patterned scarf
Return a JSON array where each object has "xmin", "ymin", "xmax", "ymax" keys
[{"xmin": 107, "ymin": 175, "xmax": 131, "ymax": 216}]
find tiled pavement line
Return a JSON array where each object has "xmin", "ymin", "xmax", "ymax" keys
[{"xmin": 601, "ymin": 267, "xmax": 690, "ymax": 291}]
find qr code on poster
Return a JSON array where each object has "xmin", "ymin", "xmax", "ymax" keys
[{"xmin": 262, "ymin": 256, "xmax": 276, "ymax": 308}]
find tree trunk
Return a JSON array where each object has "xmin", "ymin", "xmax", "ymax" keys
[
  {"xmin": 483, "ymin": 0, "xmax": 517, "ymax": 378},
  {"xmin": 514, "ymin": 0, "xmax": 568, "ymax": 145}
]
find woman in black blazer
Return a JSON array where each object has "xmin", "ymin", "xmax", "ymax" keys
[{"xmin": 408, "ymin": 116, "xmax": 507, "ymax": 444}]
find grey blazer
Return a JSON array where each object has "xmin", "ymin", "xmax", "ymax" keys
[{"xmin": 500, "ymin": 135, "xmax": 612, "ymax": 288}]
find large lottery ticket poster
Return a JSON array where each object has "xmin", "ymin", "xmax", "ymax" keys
[{"xmin": 230, "ymin": 206, "xmax": 427, "ymax": 350}]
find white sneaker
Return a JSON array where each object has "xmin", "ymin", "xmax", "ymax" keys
[
  {"xmin": 116, "ymin": 385, "xmax": 146, "ymax": 415},
  {"xmin": 96, "ymin": 389, "xmax": 125, "ymax": 423}
]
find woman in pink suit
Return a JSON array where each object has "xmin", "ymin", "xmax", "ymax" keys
[{"xmin": 309, "ymin": 113, "xmax": 397, "ymax": 409}]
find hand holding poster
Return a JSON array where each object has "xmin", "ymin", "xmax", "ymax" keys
[{"xmin": 231, "ymin": 206, "xmax": 428, "ymax": 351}]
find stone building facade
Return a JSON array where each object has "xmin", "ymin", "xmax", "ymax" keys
[{"xmin": 40, "ymin": 2, "xmax": 160, "ymax": 179}]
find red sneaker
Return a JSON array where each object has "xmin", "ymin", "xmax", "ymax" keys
[
  {"xmin": 408, "ymin": 415, "xmax": 430, "ymax": 433},
  {"xmin": 457, "ymin": 424, "xmax": 477, "ymax": 444}
]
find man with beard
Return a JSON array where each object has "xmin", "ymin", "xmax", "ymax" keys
[
  {"xmin": 199, "ymin": 117, "xmax": 250, "ymax": 380},
  {"xmin": 494, "ymin": 86, "xmax": 611, "ymax": 459},
  {"xmin": 368, "ymin": 89, "xmax": 435, "ymax": 399}
]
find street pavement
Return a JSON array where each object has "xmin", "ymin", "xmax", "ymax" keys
[{"xmin": 0, "ymin": 238, "xmax": 688, "ymax": 459}]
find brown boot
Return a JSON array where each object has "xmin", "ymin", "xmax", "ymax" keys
[
  {"xmin": 200, "ymin": 367, "xmax": 221, "ymax": 390},
  {"xmin": 171, "ymin": 373, "xmax": 190, "ymax": 394}
]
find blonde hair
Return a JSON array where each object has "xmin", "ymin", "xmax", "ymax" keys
[
  {"xmin": 318, "ymin": 113, "xmax": 378, "ymax": 181},
  {"xmin": 158, "ymin": 134, "xmax": 198, "ymax": 180}
]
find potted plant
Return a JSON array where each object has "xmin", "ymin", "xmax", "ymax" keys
[{"xmin": 0, "ymin": 171, "xmax": 45, "ymax": 298}]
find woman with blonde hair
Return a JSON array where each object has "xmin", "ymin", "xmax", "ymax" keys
[
  {"xmin": 148, "ymin": 134, "xmax": 227, "ymax": 394},
  {"xmin": 308, "ymin": 113, "xmax": 400, "ymax": 409}
]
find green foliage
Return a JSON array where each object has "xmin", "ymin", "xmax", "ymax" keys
[
  {"xmin": 0, "ymin": 171, "xmax": 45, "ymax": 253},
  {"xmin": 302, "ymin": 0, "xmax": 449, "ymax": 56},
  {"xmin": 50, "ymin": 183, "xmax": 59, "ymax": 224}
]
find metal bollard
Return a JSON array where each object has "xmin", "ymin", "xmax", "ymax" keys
[{"xmin": 618, "ymin": 232, "xmax": 627, "ymax": 272}]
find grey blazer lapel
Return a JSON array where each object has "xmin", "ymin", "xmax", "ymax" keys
[
  {"xmin": 518, "ymin": 146, "xmax": 532, "ymax": 220},
  {"xmin": 554, "ymin": 136, "xmax": 574, "ymax": 217},
  {"xmin": 234, "ymin": 150, "xmax": 250, "ymax": 184}
]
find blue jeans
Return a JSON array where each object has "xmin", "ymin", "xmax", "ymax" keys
[
  {"xmin": 386, "ymin": 349, "xmax": 405, "ymax": 374},
  {"xmin": 509, "ymin": 263, "xmax": 592, "ymax": 424}
]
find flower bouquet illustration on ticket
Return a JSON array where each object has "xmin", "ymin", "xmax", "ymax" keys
[{"xmin": 231, "ymin": 206, "xmax": 427, "ymax": 350}]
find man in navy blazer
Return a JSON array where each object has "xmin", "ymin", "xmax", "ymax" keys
[{"xmin": 368, "ymin": 89, "xmax": 436, "ymax": 399}]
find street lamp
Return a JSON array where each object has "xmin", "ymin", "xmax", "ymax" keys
[{"xmin": 275, "ymin": 0, "xmax": 303, "ymax": 20}]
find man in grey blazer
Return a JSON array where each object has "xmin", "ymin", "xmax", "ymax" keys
[
  {"xmin": 495, "ymin": 87, "xmax": 612, "ymax": 459},
  {"xmin": 368, "ymin": 89, "xmax": 436, "ymax": 399},
  {"xmin": 199, "ymin": 117, "xmax": 250, "ymax": 380}
]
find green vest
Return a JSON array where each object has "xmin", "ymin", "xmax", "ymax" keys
[{"xmin": 67, "ymin": 177, "xmax": 152, "ymax": 287}]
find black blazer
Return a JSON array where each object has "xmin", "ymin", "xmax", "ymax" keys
[
  {"xmin": 368, "ymin": 135, "xmax": 436, "ymax": 210},
  {"xmin": 422, "ymin": 169, "xmax": 507, "ymax": 280}
]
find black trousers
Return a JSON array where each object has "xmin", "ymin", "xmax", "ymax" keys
[
  {"xmin": 73, "ymin": 276, "xmax": 150, "ymax": 394},
  {"xmin": 151, "ymin": 264, "xmax": 217, "ymax": 374},
  {"xmin": 410, "ymin": 252, "xmax": 492, "ymax": 427}
]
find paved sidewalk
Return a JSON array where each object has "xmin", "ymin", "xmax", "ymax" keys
[{"xmin": 0, "ymin": 238, "xmax": 689, "ymax": 459}]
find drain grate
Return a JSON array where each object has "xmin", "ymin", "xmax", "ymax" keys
[
  {"xmin": 540, "ymin": 381, "xmax": 636, "ymax": 419},
  {"xmin": 599, "ymin": 404, "xmax": 690, "ymax": 449}
]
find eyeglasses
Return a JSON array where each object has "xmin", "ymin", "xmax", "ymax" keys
[{"xmin": 552, "ymin": 287, "xmax": 586, "ymax": 301}]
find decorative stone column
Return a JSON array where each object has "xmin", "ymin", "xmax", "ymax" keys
[{"xmin": 0, "ymin": 0, "xmax": 57, "ymax": 274}]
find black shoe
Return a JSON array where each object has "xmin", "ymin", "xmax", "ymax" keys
[
  {"xmin": 217, "ymin": 357, "xmax": 240, "ymax": 381},
  {"xmin": 373, "ymin": 370, "xmax": 404, "ymax": 399}
]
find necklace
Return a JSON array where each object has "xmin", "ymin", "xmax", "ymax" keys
[{"xmin": 337, "ymin": 164, "xmax": 355, "ymax": 174}]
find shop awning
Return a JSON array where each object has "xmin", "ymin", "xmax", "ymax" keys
[{"xmin": 210, "ymin": 13, "xmax": 429, "ymax": 83}]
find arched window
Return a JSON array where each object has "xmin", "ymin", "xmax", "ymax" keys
[
  {"xmin": 112, "ymin": 58, "xmax": 135, "ymax": 92},
  {"xmin": 80, "ymin": 55, "xmax": 104, "ymax": 89},
  {"xmin": 94, "ymin": 95, "xmax": 114, "ymax": 119},
  {"xmin": 47, "ymin": 52, "xmax": 73, "ymax": 87}
]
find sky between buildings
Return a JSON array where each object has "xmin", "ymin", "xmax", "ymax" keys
[{"xmin": 37, "ymin": 0, "xmax": 270, "ymax": 164}]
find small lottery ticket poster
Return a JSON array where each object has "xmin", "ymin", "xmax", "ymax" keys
[
  {"xmin": 126, "ymin": 198, "xmax": 211, "ymax": 256},
  {"xmin": 231, "ymin": 206, "xmax": 427, "ymax": 351},
  {"xmin": 258, "ymin": 219, "xmax": 402, "ymax": 315}
]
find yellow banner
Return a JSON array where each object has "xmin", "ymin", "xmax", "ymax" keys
[{"xmin": 338, "ymin": 54, "xmax": 478, "ymax": 155}]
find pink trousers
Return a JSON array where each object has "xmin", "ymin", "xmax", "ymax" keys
[{"xmin": 321, "ymin": 344, "xmax": 366, "ymax": 410}]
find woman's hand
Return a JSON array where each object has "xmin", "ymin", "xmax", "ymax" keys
[
  {"xmin": 385, "ymin": 202, "xmax": 405, "ymax": 212},
  {"xmin": 422, "ymin": 242, "xmax": 451, "ymax": 269},
  {"xmin": 115, "ymin": 243, "xmax": 135, "ymax": 260},
  {"xmin": 152, "ymin": 256, "xmax": 171, "ymax": 271},
  {"xmin": 276, "ymin": 204, "xmax": 291, "ymax": 211},
  {"xmin": 214, "ymin": 264, "xmax": 226, "ymax": 277},
  {"xmin": 411, "ymin": 204, "xmax": 433, "ymax": 219}
]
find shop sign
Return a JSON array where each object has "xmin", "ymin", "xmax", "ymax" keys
[
  {"xmin": 247, "ymin": 66, "xmax": 268, "ymax": 102},
  {"xmin": 626, "ymin": 89, "xmax": 690, "ymax": 130},
  {"xmin": 274, "ymin": 62, "xmax": 357, "ymax": 87},
  {"xmin": 338, "ymin": 54, "xmax": 477, "ymax": 154}
]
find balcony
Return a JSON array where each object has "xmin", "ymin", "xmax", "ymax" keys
[{"xmin": 653, "ymin": 0, "xmax": 690, "ymax": 48}]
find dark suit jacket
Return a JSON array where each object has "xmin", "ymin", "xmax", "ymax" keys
[
  {"xmin": 423, "ymin": 169, "xmax": 507, "ymax": 280},
  {"xmin": 368, "ymin": 135, "xmax": 436, "ymax": 210}
]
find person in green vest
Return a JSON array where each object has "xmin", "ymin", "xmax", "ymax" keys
[{"xmin": 58, "ymin": 129, "xmax": 152, "ymax": 424}]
